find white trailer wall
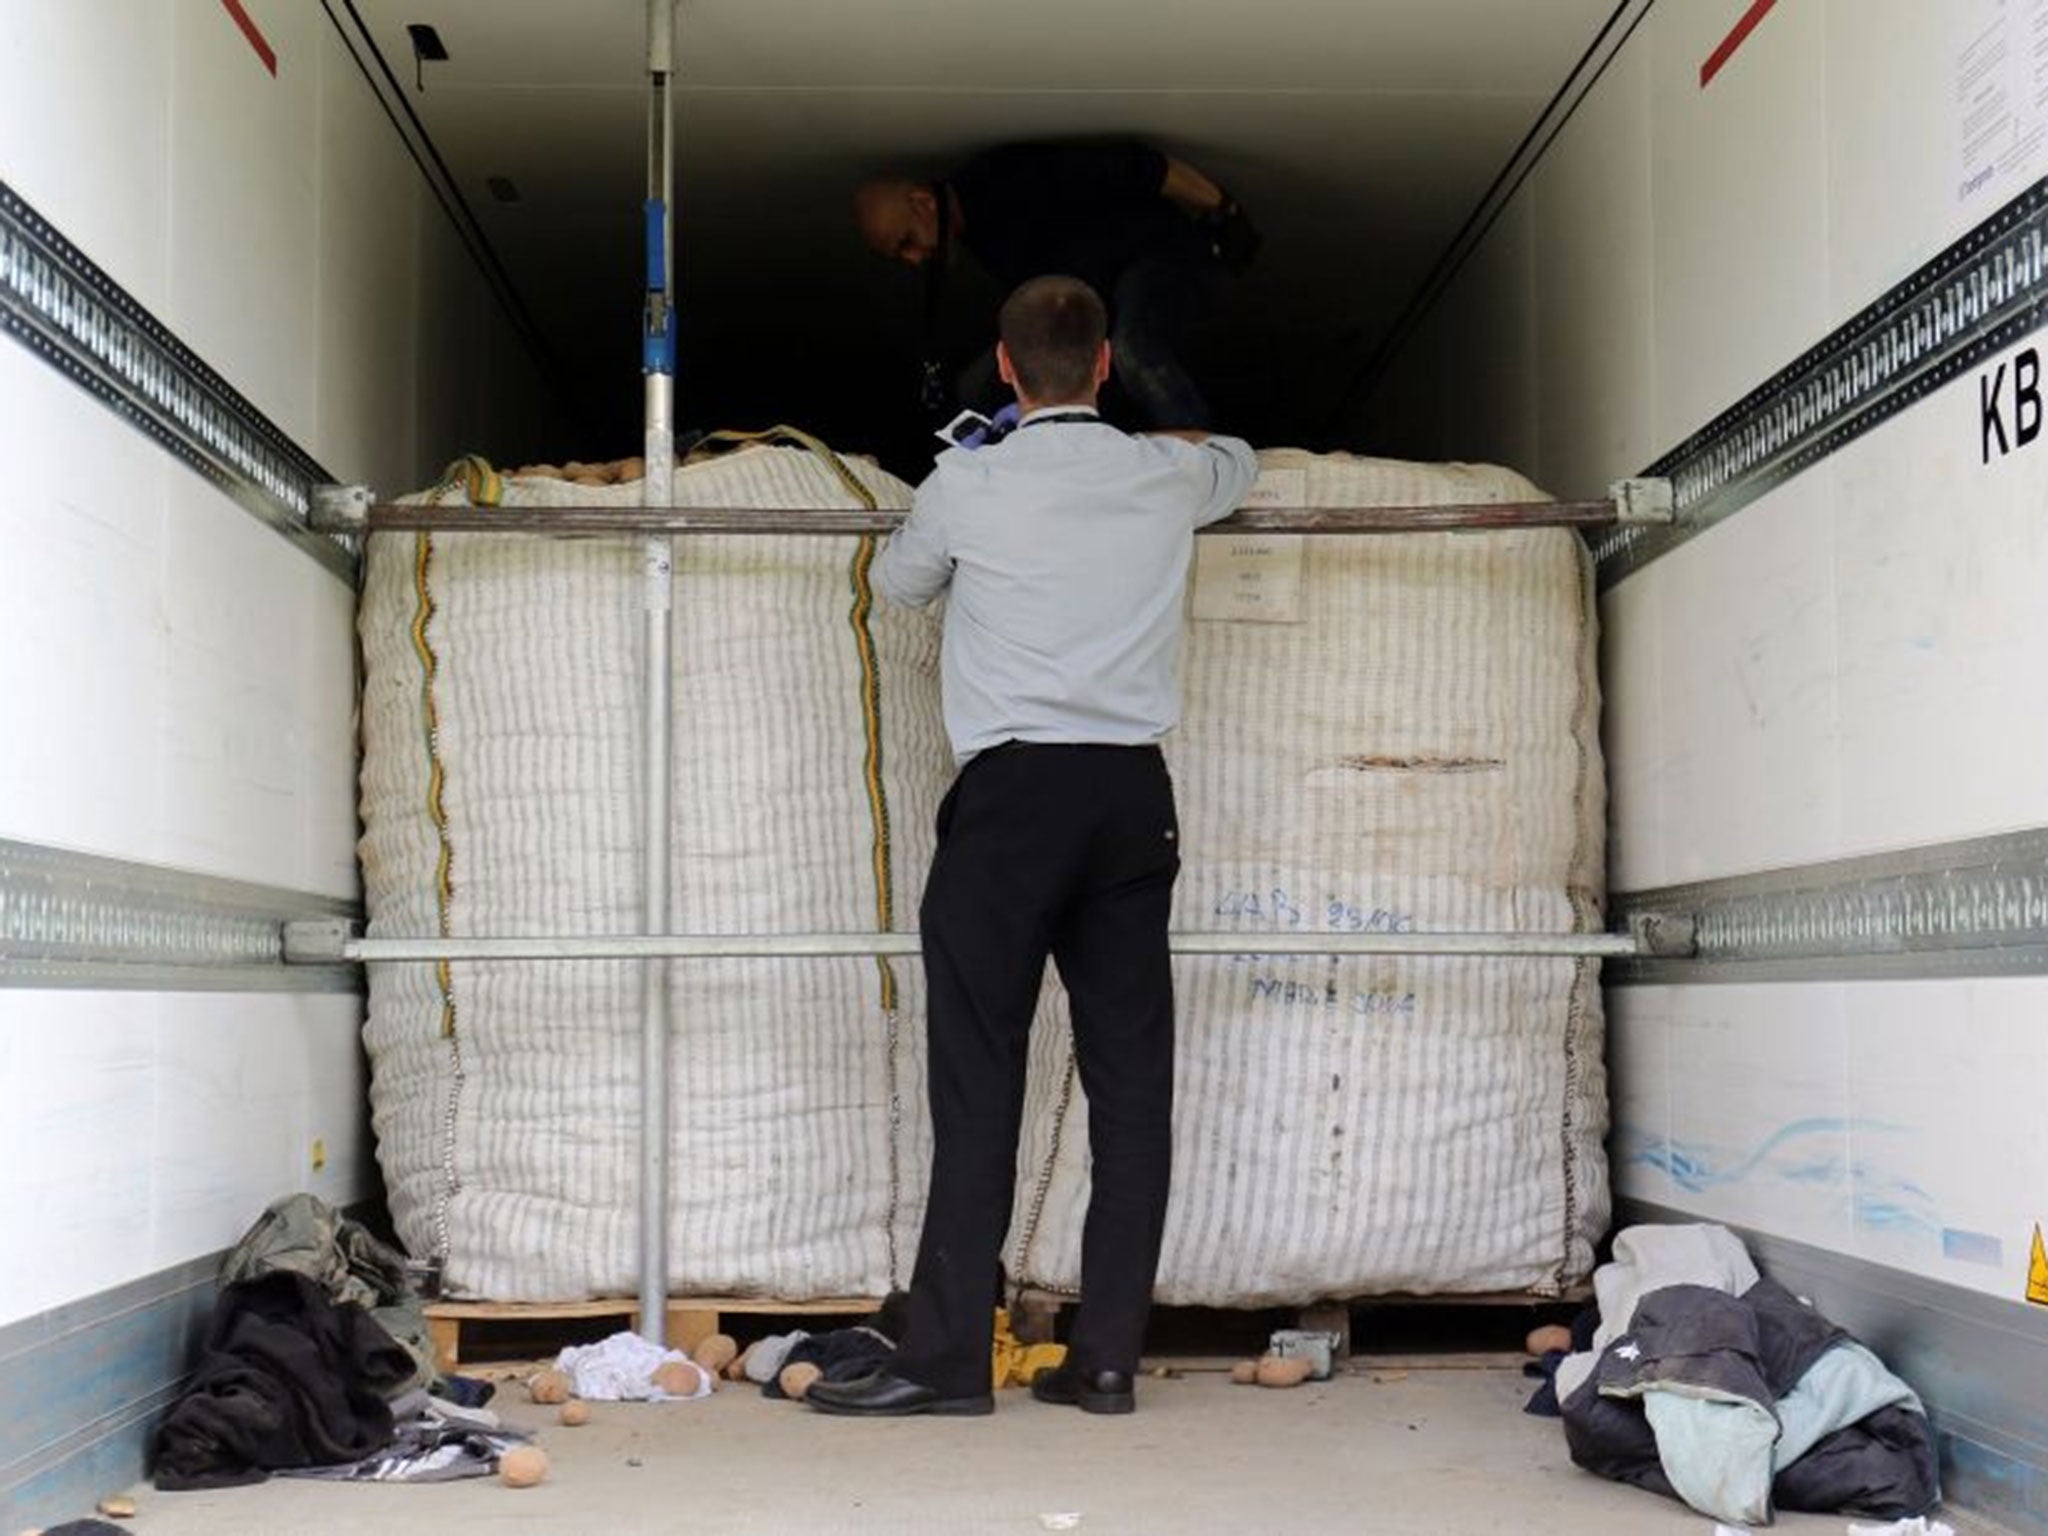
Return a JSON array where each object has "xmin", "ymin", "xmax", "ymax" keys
[
  {"xmin": 0, "ymin": 0, "xmax": 552, "ymax": 1341},
  {"xmin": 1361, "ymin": 0, "xmax": 2048, "ymax": 1522}
]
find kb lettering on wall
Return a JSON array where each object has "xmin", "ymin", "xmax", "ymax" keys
[{"xmin": 1980, "ymin": 346, "xmax": 2043, "ymax": 463}]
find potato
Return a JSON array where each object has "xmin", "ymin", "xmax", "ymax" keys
[
  {"xmin": 692, "ymin": 1332, "xmax": 738, "ymax": 1375},
  {"xmin": 1229, "ymin": 1359, "xmax": 1259, "ymax": 1385},
  {"xmin": 97, "ymin": 1496, "xmax": 138, "ymax": 1519},
  {"xmin": 652, "ymin": 1359, "xmax": 707, "ymax": 1397},
  {"xmin": 499, "ymin": 1445, "xmax": 549, "ymax": 1488},
  {"xmin": 779, "ymin": 1361, "xmax": 823, "ymax": 1400},
  {"xmin": 1255, "ymin": 1355, "xmax": 1313, "ymax": 1388},
  {"xmin": 1525, "ymin": 1323, "xmax": 1574, "ymax": 1356},
  {"xmin": 526, "ymin": 1368, "xmax": 573, "ymax": 1405},
  {"xmin": 616, "ymin": 456, "xmax": 645, "ymax": 482},
  {"xmin": 558, "ymin": 1400, "xmax": 591, "ymax": 1427},
  {"xmin": 526, "ymin": 464, "xmax": 562, "ymax": 479}
]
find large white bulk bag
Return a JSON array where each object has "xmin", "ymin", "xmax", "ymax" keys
[
  {"xmin": 1008, "ymin": 452, "xmax": 1607, "ymax": 1302},
  {"xmin": 358, "ymin": 443, "xmax": 1606, "ymax": 1304},
  {"xmin": 359, "ymin": 443, "xmax": 946, "ymax": 1301}
]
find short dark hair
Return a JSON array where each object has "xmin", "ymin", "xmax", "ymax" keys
[{"xmin": 999, "ymin": 276, "xmax": 1107, "ymax": 400}]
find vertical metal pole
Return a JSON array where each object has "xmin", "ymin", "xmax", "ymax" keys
[{"xmin": 638, "ymin": 0, "xmax": 677, "ymax": 1347}]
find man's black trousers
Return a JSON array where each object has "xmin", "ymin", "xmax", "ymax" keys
[{"xmin": 889, "ymin": 742, "xmax": 1180, "ymax": 1399}]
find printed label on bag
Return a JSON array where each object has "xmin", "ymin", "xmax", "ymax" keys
[
  {"xmin": 1240, "ymin": 467, "xmax": 1307, "ymax": 508},
  {"xmin": 1192, "ymin": 536, "xmax": 1306, "ymax": 623}
]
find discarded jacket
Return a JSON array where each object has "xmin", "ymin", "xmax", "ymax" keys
[
  {"xmin": 762, "ymin": 1325, "xmax": 895, "ymax": 1398},
  {"xmin": 221, "ymin": 1191, "xmax": 435, "ymax": 1394},
  {"xmin": 1555, "ymin": 1225, "xmax": 1940, "ymax": 1526},
  {"xmin": 221, "ymin": 1192, "xmax": 411, "ymax": 1310},
  {"xmin": 154, "ymin": 1271, "xmax": 417, "ymax": 1490}
]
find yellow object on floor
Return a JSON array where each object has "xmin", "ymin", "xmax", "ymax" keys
[{"xmin": 992, "ymin": 1307, "xmax": 1066, "ymax": 1389}]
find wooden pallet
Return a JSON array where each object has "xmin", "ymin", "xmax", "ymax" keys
[
  {"xmin": 424, "ymin": 1284, "xmax": 1590, "ymax": 1373},
  {"xmin": 423, "ymin": 1295, "xmax": 880, "ymax": 1374},
  {"xmin": 1350, "ymin": 1284, "xmax": 1594, "ymax": 1307}
]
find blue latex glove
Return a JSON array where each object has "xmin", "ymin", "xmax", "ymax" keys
[{"xmin": 959, "ymin": 401, "xmax": 1021, "ymax": 450}]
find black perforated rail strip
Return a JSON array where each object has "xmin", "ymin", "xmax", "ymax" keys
[
  {"xmin": 1597, "ymin": 176, "xmax": 2048, "ymax": 588},
  {"xmin": 0, "ymin": 179, "xmax": 352, "ymax": 581}
]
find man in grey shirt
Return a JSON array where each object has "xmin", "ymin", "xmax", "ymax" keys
[{"xmin": 808, "ymin": 276, "xmax": 1257, "ymax": 1418}]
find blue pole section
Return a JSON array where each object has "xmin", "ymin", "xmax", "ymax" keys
[{"xmin": 644, "ymin": 198, "xmax": 676, "ymax": 374}]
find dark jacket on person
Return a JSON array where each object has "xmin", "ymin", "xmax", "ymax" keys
[{"xmin": 950, "ymin": 141, "xmax": 1180, "ymax": 295}]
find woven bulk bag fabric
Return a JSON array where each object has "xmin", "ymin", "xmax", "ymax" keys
[
  {"xmin": 1003, "ymin": 452, "xmax": 1607, "ymax": 1302},
  {"xmin": 359, "ymin": 444, "xmax": 1606, "ymax": 1305},
  {"xmin": 358, "ymin": 444, "xmax": 945, "ymax": 1301}
]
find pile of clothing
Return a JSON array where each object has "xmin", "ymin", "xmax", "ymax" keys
[
  {"xmin": 154, "ymin": 1194, "xmax": 525, "ymax": 1490},
  {"xmin": 744, "ymin": 1322, "xmax": 897, "ymax": 1399},
  {"xmin": 1547, "ymin": 1224, "xmax": 1940, "ymax": 1527},
  {"xmin": 549, "ymin": 1331, "xmax": 718, "ymax": 1401},
  {"xmin": 738, "ymin": 1295, "xmax": 1065, "ymax": 1400}
]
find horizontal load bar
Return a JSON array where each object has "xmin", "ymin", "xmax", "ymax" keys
[
  {"xmin": 310, "ymin": 480, "xmax": 1673, "ymax": 538},
  {"xmin": 327, "ymin": 500, "xmax": 1618, "ymax": 536},
  {"xmin": 283, "ymin": 923, "xmax": 1643, "ymax": 963}
]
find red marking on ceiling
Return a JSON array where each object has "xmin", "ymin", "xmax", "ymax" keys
[
  {"xmin": 1700, "ymin": 0, "xmax": 1778, "ymax": 89},
  {"xmin": 219, "ymin": 0, "xmax": 278, "ymax": 76}
]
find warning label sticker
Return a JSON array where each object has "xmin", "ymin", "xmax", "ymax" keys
[{"xmin": 1956, "ymin": 0, "xmax": 2048, "ymax": 205}]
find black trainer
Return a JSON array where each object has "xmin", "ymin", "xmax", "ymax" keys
[{"xmin": 1029, "ymin": 1363, "xmax": 1136, "ymax": 1415}]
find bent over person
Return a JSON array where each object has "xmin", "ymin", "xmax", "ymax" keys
[
  {"xmin": 806, "ymin": 277, "xmax": 1257, "ymax": 1418},
  {"xmin": 855, "ymin": 140, "xmax": 1259, "ymax": 429}
]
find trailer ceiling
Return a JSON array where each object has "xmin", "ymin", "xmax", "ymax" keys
[{"xmin": 347, "ymin": 0, "xmax": 1615, "ymax": 463}]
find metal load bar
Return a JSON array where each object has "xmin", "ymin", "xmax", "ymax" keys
[
  {"xmin": 309, "ymin": 478, "xmax": 1674, "ymax": 537},
  {"xmin": 283, "ymin": 922, "xmax": 1655, "ymax": 964}
]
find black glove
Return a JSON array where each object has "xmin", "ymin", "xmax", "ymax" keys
[{"xmin": 1204, "ymin": 200, "xmax": 1261, "ymax": 274}]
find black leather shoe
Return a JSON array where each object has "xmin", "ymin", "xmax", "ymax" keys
[
  {"xmin": 1030, "ymin": 1363, "xmax": 1136, "ymax": 1414},
  {"xmin": 805, "ymin": 1369, "xmax": 995, "ymax": 1417}
]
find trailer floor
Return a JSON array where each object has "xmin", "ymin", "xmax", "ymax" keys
[{"xmin": 112, "ymin": 1361, "xmax": 2002, "ymax": 1536}]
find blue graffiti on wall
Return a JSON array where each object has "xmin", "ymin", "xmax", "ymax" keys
[{"xmin": 1614, "ymin": 1118, "xmax": 1939, "ymax": 1235}]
